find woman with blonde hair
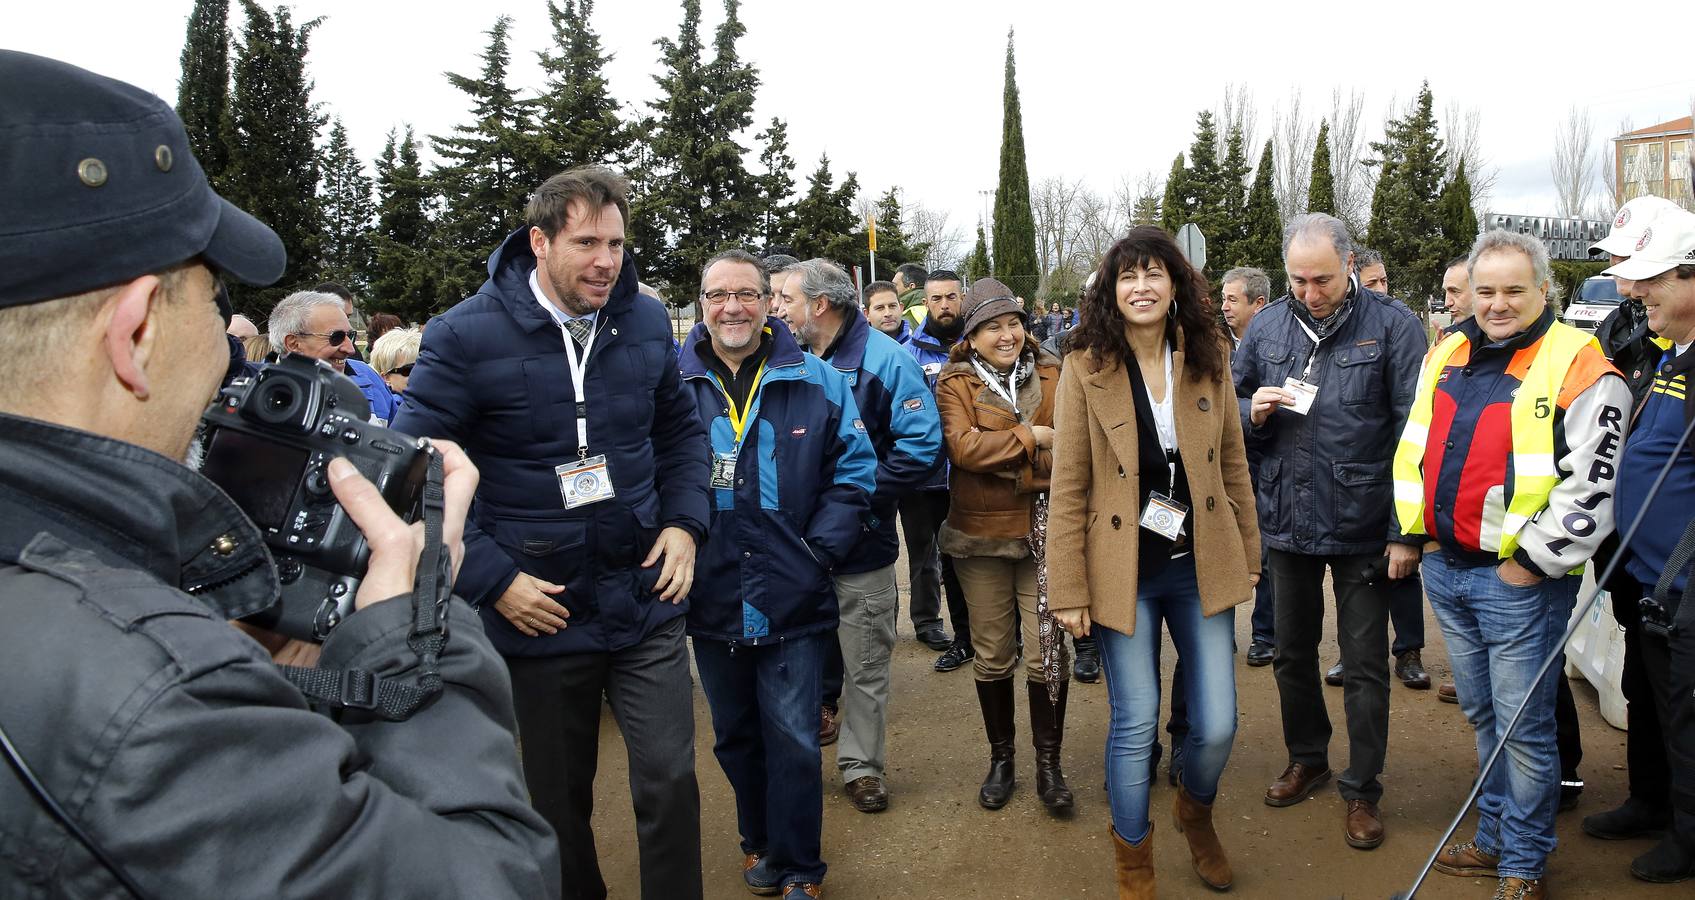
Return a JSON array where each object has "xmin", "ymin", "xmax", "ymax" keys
[
  {"xmin": 370, "ymin": 326, "xmax": 422, "ymax": 395},
  {"xmin": 1047, "ymin": 226, "xmax": 1259, "ymax": 897}
]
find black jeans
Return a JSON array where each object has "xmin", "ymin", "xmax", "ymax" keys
[
  {"xmin": 1388, "ymin": 569, "xmax": 1426, "ymax": 655},
  {"xmin": 1268, "ymin": 549, "xmax": 1391, "ymax": 804},
  {"xmin": 1637, "ymin": 590, "xmax": 1695, "ymax": 833},
  {"xmin": 1610, "ymin": 579, "xmax": 1673, "ymax": 803},
  {"xmin": 897, "ymin": 489, "xmax": 970, "ymax": 641},
  {"xmin": 505, "ymin": 617, "xmax": 703, "ymax": 900}
]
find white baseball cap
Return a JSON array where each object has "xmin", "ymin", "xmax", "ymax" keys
[
  {"xmin": 1593, "ymin": 195, "xmax": 1685, "ymax": 257},
  {"xmin": 1602, "ymin": 208, "xmax": 1695, "ymax": 280}
]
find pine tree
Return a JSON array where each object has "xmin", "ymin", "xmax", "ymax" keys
[
  {"xmin": 1308, "ymin": 120, "xmax": 1336, "ymax": 215},
  {"xmin": 1241, "ymin": 139, "xmax": 1286, "ymax": 291},
  {"xmin": 869, "ymin": 188, "xmax": 929, "ymax": 271},
  {"xmin": 696, "ymin": 0, "xmax": 762, "ymax": 255},
  {"xmin": 177, "ymin": 0, "xmax": 231, "ymax": 187},
  {"xmin": 1437, "ymin": 160, "xmax": 1478, "ymax": 267},
  {"xmin": 789, "ymin": 154, "xmax": 861, "ymax": 265},
  {"xmin": 754, "ymin": 117, "xmax": 798, "ymax": 249},
  {"xmin": 963, "ymin": 223, "xmax": 991, "ymax": 281},
  {"xmin": 428, "ymin": 16, "xmax": 537, "ymax": 307},
  {"xmin": 1184, "ymin": 111, "xmax": 1230, "ymax": 267},
  {"xmin": 223, "ymin": 1, "xmax": 325, "ymax": 317},
  {"xmin": 1218, "ymin": 123, "xmax": 1251, "ymax": 267},
  {"xmin": 370, "ymin": 126, "xmax": 438, "ymax": 322},
  {"xmin": 531, "ymin": 0, "xmax": 627, "ymax": 181},
  {"xmin": 991, "ymin": 29, "xmax": 1039, "ymax": 298},
  {"xmin": 1366, "ymin": 82, "xmax": 1449, "ymax": 309},
  {"xmin": 1161, "ymin": 153, "xmax": 1187, "ymax": 234},
  {"xmin": 1131, "ymin": 182, "xmax": 1162, "ymax": 227},
  {"xmin": 317, "ymin": 118, "xmax": 374, "ymax": 293}
]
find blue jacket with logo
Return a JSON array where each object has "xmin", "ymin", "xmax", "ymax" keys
[
  {"xmin": 345, "ymin": 358, "xmax": 396, "ymax": 422},
  {"xmin": 905, "ymin": 318, "xmax": 957, "ymax": 492},
  {"xmin": 822, "ymin": 314, "xmax": 943, "ymax": 573},
  {"xmin": 393, "ymin": 227, "xmax": 711, "ymax": 658},
  {"xmin": 680, "ymin": 318, "xmax": 878, "ymax": 644}
]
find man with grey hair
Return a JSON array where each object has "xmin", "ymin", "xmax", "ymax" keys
[
  {"xmin": 1354, "ymin": 248, "xmax": 1389, "ymax": 296},
  {"xmin": 1232, "ymin": 213, "xmax": 1426, "ymax": 850},
  {"xmin": 776, "ymin": 258, "xmax": 943, "ymax": 812},
  {"xmin": 268, "ymin": 290, "xmax": 396, "ymax": 422},
  {"xmin": 1394, "ymin": 229, "xmax": 1628, "ymax": 899}
]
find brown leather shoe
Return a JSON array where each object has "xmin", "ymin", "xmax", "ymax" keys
[
  {"xmin": 1345, "ymin": 799, "xmax": 1385, "ymax": 849},
  {"xmin": 1111, "ymin": 824, "xmax": 1156, "ymax": 899},
  {"xmin": 1439, "ymin": 682, "xmax": 1459, "ymax": 703},
  {"xmin": 1494, "ymin": 876, "xmax": 1548, "ymax": 899},
  {"xmin": 1173, "ymin": 786, "xmax": 1232, "ymax": 890},
  {"xmin": 1265, "ymin": 762, "xmax": 1332, "ymax": 807},
  {"xmin": 845, "ymin": 775, "xmax": 888, "ymax": 813},
  {"xmin": 818, "ymin": 705, "xmax": 839, "ymax": 746},
  {"xmin": 1433, "ymin": 840, "xmax": 1501, "ymax": 877}
]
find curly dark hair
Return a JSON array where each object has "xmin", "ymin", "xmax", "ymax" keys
[{"xmin": 1068, "ymin": 225, "xmax": 1225, "ymax": 381}]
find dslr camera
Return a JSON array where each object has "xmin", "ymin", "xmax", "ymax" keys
[{"xmin": 199, "ymin": 354, "xmax": 430, "ymax": 641}]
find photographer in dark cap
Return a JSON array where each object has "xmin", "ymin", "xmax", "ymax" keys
[{"xmin": 0, "ymin": 50, "xmax": 557, "ymax": 898}]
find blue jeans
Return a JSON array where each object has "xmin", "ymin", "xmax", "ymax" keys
[
  {"xmin": 693, "ymin": 633, "xmax": 830, "ymax": 887},
  {"xmin": 1249, "ymin": 542, "xmax": 1276, "ymax": 646},
  {"xmin": 1422, "ymin": 552, "xmax": 1580, "ymax": 881},
  {"xmin": 1098, "ymin": 556, "xmax": 1238, "ymax": 843}
]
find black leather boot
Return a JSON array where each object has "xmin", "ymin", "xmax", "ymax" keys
[
  {"xmin": 975, "ymin": 678, "xmax": 1017, "ymax": 809},
  {"xmin": 1028, "ymin": 679, "xmax": 1074, "ymax": 812}
]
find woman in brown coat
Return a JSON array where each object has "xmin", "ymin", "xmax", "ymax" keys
[
  {"xmin": 1047, "ymin": 227, "xmax": 1259, "ymax": 897},
  {"xmin": 934, "ymin": 278, "xmax": 1071, "ymax": 815}
]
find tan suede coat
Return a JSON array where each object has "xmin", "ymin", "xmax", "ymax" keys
[
  {"xmin": 935, "ymin": 347, "xmax": 1060, "ymax": 554},
  {"xmin": 1045, "ymin": 342, "xmax": 1260, "ymax": 637}
]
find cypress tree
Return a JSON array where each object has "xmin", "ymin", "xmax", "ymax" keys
[
  {"xmin": 1241, "ymin": 139, "xmax": 1286, "ymax": 291},
  {"xmin": 223, "ymin": 1, "xmax": 324, "ymax": 317},
  {"xmin": 754, "ymin": 117, "xmax": 798, "ymax": 249},
  {"xmin": 1161, "ymin": 153, "xmax": 1187, "ymax": 234},
  {"xmin": 1308, "ymin": 120, "xmax": 1336, "ymax": 215},
  {"xmin": 317, "ymin": 118, "xmax": 374, "ymax": 294},
  {"xmin": 428, "ymin": 16, "xmax": 537, "ymax": 307},
  {"xmin": 370, "ymin": 126, "xmax": 438, "ymax": 322},
  {"xmin": 963, "ymin": 223, "xmax": 991, "ymax": 281},
  {"xmin": 991, "ymin": 29, "xmax": 1039, "ymax": 298},
  {"xmin": 532, "ymin": 0, "xmax": 627, "ymax": 181},
  {"xmin": 1437, "ymin": 160, "xmax": 1478, "ymax": 267},
  {"xmin": 789, "ymin": 154, "xmax": 861, "ymax": 266},
  {"xmin": 177, "ymin": 0, "xmax": 231, "ymax": 186}
]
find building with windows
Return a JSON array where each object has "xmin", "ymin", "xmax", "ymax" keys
[{"xmin": 1615, "ymin": 116, "xmax": 1694, "ymax": 210}]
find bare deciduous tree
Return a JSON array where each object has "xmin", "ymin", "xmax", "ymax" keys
[
  {"xmin": 1327, "ymin": 88, "xmax": 1373, "ymax": 234},
  {"xmin": 905, "ymin": 201, "xmax": 965, "ymax": 270},
  {"xmin": 1600, "ymin": 117, "xmax": 1632, "ymax": 211},
  {"xmin": 1032, "ymin": 175, "xmax": 1086, "ymax": 290},
  {"xmin": 1217, "ymin": 83, "xmax": 1259, "ymax": 169},
  {"xmin": 1444, "ymin": 103, "xmax": 1497, "ymax": 212},
  {"xmin": 1551, "ymin": 105, "xmax": 1599, "ymax": 218},
  {"xmin": 1272, "ymin": 89, "xmax": 1317, "ymax": 224}
]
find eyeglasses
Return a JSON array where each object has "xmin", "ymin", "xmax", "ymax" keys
[
  {"xmin": 702, "ymin": 289, "xmax": 766, "ymax": 306},
  {"xmin": 297, "ymin": 330, "xmax": 353, "ymax": 347},
  {"xmin": 384, "ymin": 363, "xmax": 415, "ymax": 377}
]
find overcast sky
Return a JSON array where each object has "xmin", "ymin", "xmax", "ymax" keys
[{"xmin": 12, "ymin": 0, "xmax": 1694, "ymax": 262}]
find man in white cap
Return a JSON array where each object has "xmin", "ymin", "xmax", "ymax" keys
[{"xmin": 1603, "ymin": 207, "xmax": 1695, "ymax": 883}]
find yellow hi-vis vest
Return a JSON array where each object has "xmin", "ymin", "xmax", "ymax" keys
[{"xmin": 1392, "ymin": 322, "xmax": 1601, "ymax": 560}]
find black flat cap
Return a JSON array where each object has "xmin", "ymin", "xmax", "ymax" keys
[{"xmin": 0, "ymin": 50, "xmax": 286, "ymax": 309}]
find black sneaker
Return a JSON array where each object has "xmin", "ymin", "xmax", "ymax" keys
[{"xmin": 934, "ymin": 640, "xmax": 974, "ymax": 673}]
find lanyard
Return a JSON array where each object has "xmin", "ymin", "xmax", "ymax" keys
[
  {"xmin": 971, "ymin": 355, "xmax": 1022, "ymax": 414},
  {"xmin": 1292, "ymin": 315, "xmax": 1327, "ymax": 382},
  {"xmin": 714, "ymin": 362, "xmax": 768, "ymax": 448},
  {"xmin": 558, "ymin": 319, "xmax": 601, "ymax": 459}
]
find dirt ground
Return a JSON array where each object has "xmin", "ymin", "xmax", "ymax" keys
[{"xmin": 587, "ymin": 559, "xmax": 1670, "ymax": 899}]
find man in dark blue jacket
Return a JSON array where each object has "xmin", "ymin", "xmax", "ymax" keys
[
  {"xmin": 1233, "ymin": 214, "xmax": 1425, "ymax": 851},
  {"xmin": 904, "ymin": 270, "xmax": 976, "ymax": 671},
  {"xmin": 682, "ymin": 250, "xmax": 877, "ymax": 900},
  {"xmin": 776, "ymin": 258, "xmax": 942, "ymax": 813},
  {"xmin": 393, "ymin": 168, "xmax": 711, "ymax": 900}
]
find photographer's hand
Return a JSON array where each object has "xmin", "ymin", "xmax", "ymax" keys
[
  {"xmin": 643, "ymin": 526, "xmax": 697, "ymax": 604},
  {"xmin": 329, "ymin": 440, "xmax": 478, "ymax": 612}
]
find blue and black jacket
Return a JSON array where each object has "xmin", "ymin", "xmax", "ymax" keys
[
  {"xmin": 394, "ymin": 227, "xmax": 711, "ymax": 658},
  {"xmin": 680, "ymin": 318, "xmax": 878, "ymax": 644},
  {"xmin": 905, "ymin": 317, "xmax": 958, "ymax": 492},
  {"xmin": 820, "ymin": 314, "xmax": 943, "ymax": 574}
]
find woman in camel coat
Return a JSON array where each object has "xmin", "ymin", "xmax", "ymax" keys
[{"xmin": 1047, "ymin": 226, "xmax": 1259, "ymax": 898}]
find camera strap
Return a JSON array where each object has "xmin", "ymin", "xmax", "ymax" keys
[
  {"xmin": 1650, "ymin": 515, "xmax": 1695, "ymax": 619},
  {"xmin": 281, "ymin": 444, "xmax": 450, "ymax": 721}
]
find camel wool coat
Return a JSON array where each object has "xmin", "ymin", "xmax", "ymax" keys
[{"xmin": 1046, "ymin": 342, "xmax": 1260, "ymax": 638}]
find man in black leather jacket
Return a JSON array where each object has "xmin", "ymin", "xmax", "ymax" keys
[{"xmin": 0, "ymin": 51, "xmax": 557, "ymax": 898}]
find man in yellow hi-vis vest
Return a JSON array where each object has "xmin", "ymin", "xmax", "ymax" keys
[{"xmin": 1391, "ymin": 230, "xmax": 1630, "ymax": 900}]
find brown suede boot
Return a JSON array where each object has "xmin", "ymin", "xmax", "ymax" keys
[
  {"xmin": 1111, "ymin": 824, "xmax": 1155, "ymax": 899},
  {"xmin": 1173, "ymin": 785, "xmax": 1233, "ymax": 890}
]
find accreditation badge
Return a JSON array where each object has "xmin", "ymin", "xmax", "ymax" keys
[
  {"xmin": 1140, "ymin": 491, "xmax": 1190, "ymax": 541},
  {"xmin": 556, "ymin": 455, "xmax": 616, "ymax": 509},
  {"xmin": 1281, "ymin": 377, "xmax": 1319, "ymax": 415},
  {"xmin": 710, "ymin": 451, "xmax": 738, "ymax": 490}
]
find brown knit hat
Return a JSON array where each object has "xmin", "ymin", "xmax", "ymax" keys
[{"xmin": 960, "ymin": 277, "xmax": 1026, "ymax": 336}]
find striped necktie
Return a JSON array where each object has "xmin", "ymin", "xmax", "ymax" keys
[{"xmin": 564, "ymin": 317, "xmax": 592, "ymax": 350}]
